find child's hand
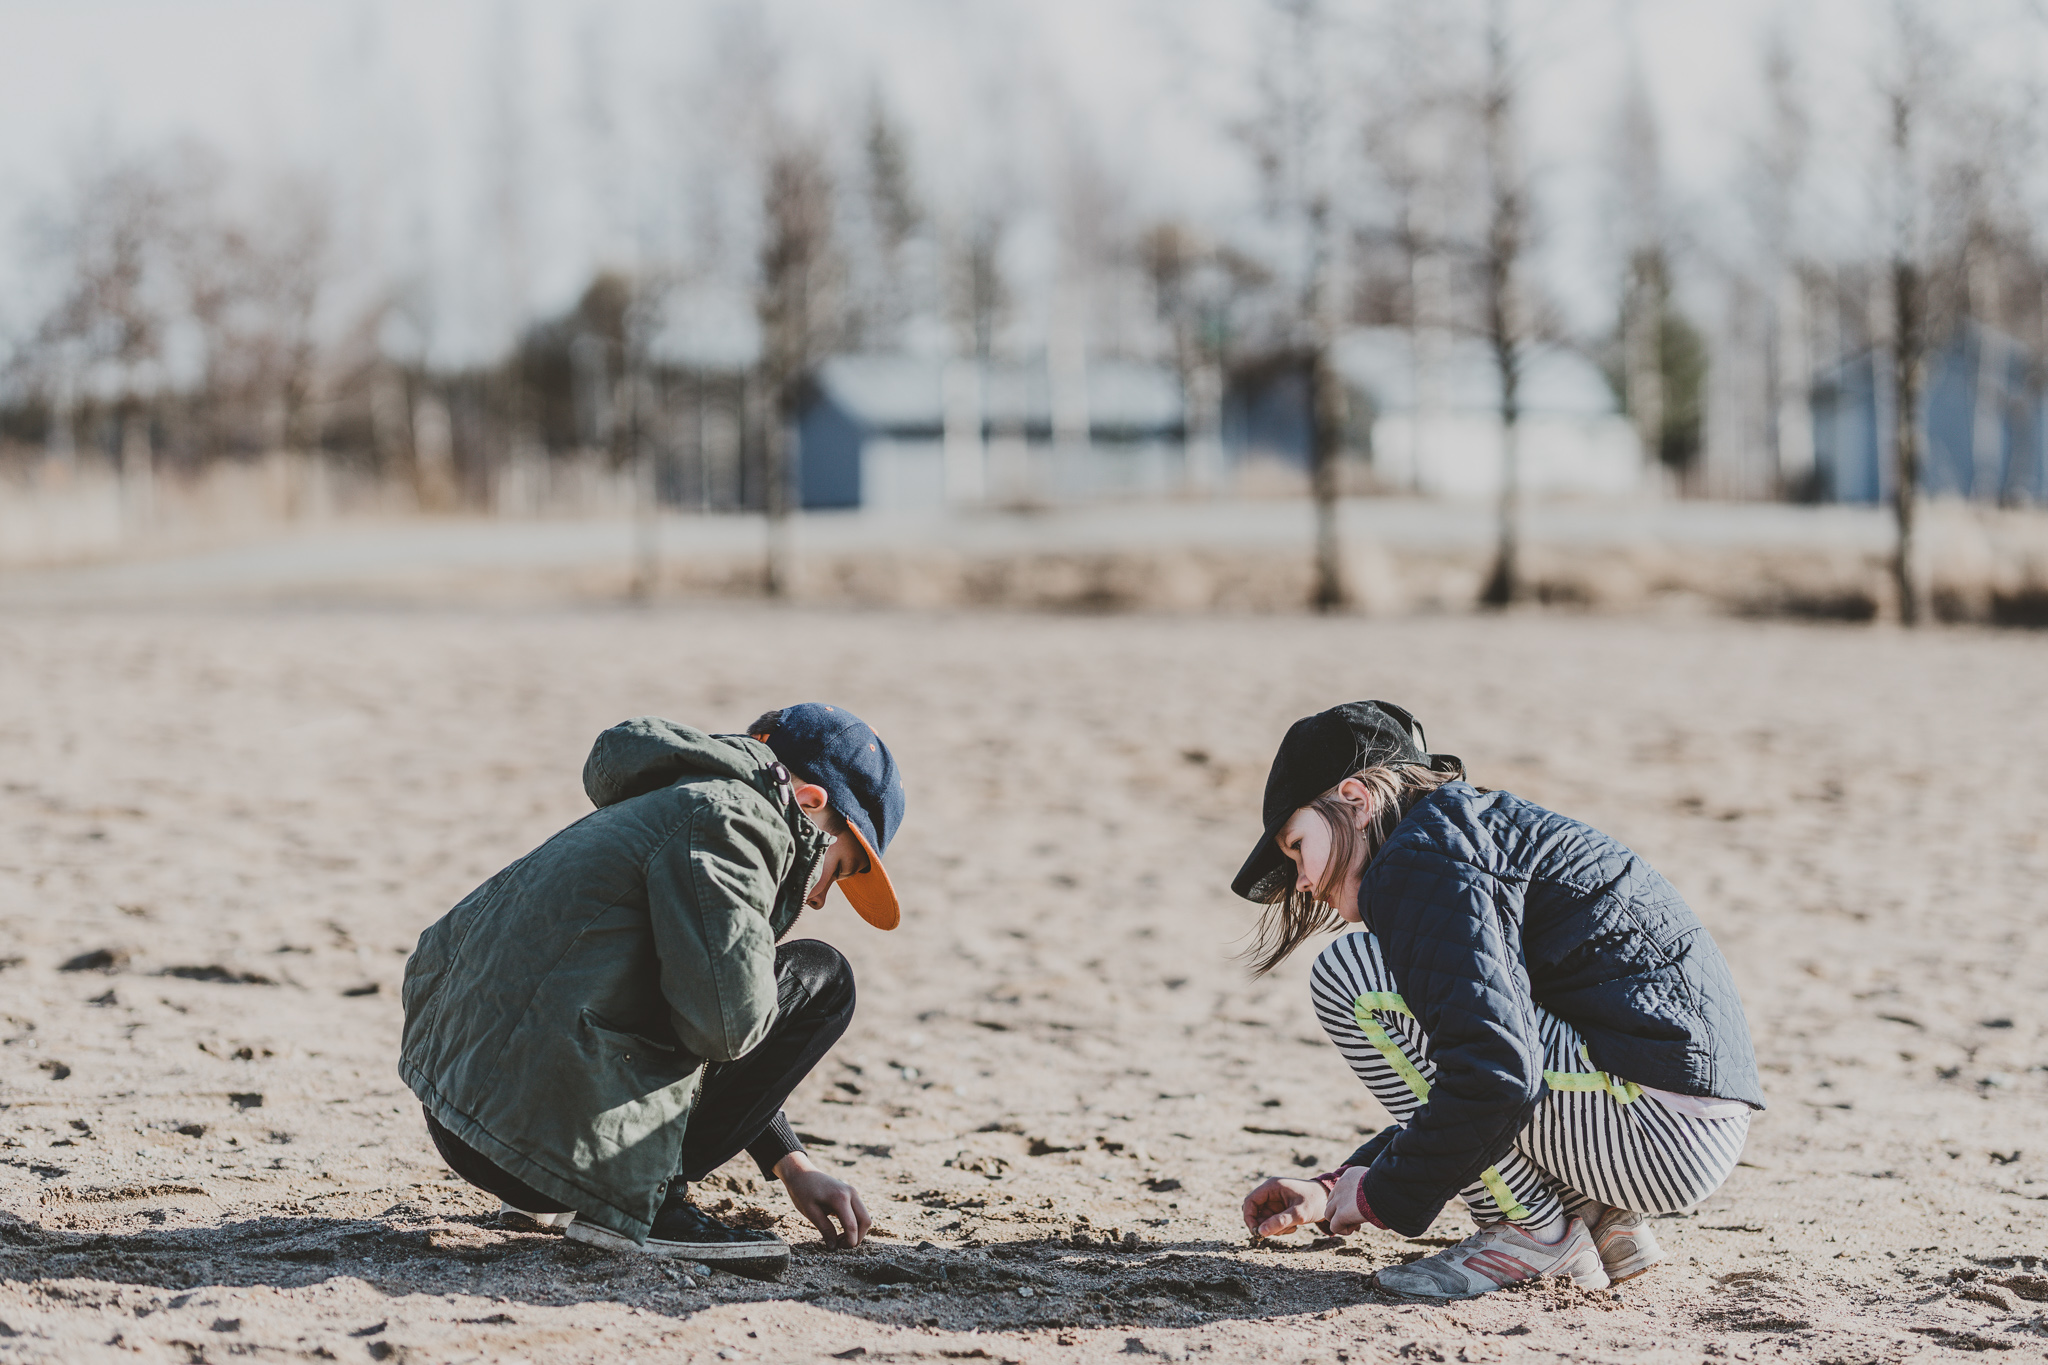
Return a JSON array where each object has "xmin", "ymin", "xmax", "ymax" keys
[
  {"xmin": 1241, "ymin": 1176, "xmax": 1328, "ymax": 1237},
  {"xmin": 1324, "ymin": 1166, "xmax": 1373, "ymax": 1234},
  {"xmin": 775, "ymin": 1152, "xmax": 873, "ymax": 1248}
]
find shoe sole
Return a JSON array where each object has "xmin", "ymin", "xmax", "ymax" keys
[
  {"xmin": 564, "ymin": 1219, "xmax": 791, "ymax": 1280},
  {"xmin": 1371, "ymin": 1268, "xmax": 1612, "ymax": 1301},
  {"xmin": 1601, "ymin": 1250, "xmax": 1667, "ymax": 1283}
]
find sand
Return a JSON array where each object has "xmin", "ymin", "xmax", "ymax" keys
[{"xmin": 2, "ymin": 600, "xmax": 2046, "ymax": 1363}]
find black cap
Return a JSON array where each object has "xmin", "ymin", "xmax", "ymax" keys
[{"xmin": 1229, "ymin": 701, "xmax": 1461, "ymax": 902}]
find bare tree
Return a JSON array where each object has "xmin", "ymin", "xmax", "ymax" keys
[
  {"xmin": 951, "ymin": 208, "xmax": 1009, "ymax": 364},
  {"xmin": 31, "ymin": 152, "xmax": 179, "ymax": 525},
  {"xmin": 1749, "ymin": 26, "xmax": 1812, "ymax": 496},
  {"xmin": 1861, "ymin": 1, "xmax": 2037, "ymax": 621},
  {"xmin": 1140, "ymin": 222, "xmax": 1247, "ymax": 493},
  {"xmin": 1874, "ymin": 0, "xmax": 1973, "ymax": 625},
  {"xmin": 853, "ymin": 91, "xmax": 923, "ymax": 348},
  {"xmin": 166, "ymin": 162, "xmax": 332, "ymax": 459},
  {"xmin": 1614, "ymin": 34, "xmax": 1666, "ymax": 481},
  {"xmin": 755, "ymin": 134, "xmax": 842, "ymax": 596},
  {"xmin": 1356, "ymin": 5, "xmax": 1468, "ymax": 496},
  {"xmin": 1887, "ymin": 91, "xmax": 1927, "ymax": 621},
  {"xmin": 1242, "ymin": 0, "xmax": 1350, "ymax": 611},
  {"xmin": 1476, "ymin": 0, "xmax": 1531, "ymax": 607}
]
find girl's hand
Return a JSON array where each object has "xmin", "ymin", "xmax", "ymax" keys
[
  {"xmin": 1241, "ymin": 1176, "xmax": 1328, "ymax": 1237},
  {"xmin": 1325, "ymin": 1166, "xmax": 1372, "ymax": 1235},
  {"xmin": 775, "ymin": 1152, "xmax": 872, "ymax": 1248}
]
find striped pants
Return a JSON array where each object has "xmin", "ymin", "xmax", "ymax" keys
[{"xmin": 1309, "ymin": 931, "xmax": 1749, "ymax": 1229}]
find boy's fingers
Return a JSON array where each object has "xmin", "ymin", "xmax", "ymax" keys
[
  {"xmin": 849, "ymin": 1188, "xmax": 873, "ymax": 1236},
  {"xmin": 829, "ymin": 1191, "xmax": 861, "ymax": 1248},
  {"xmin": 803, "ymin": 1203, "xmax": 838, "ymax": 1245},
  {"xmin": 794, "ymin": 1190, "xmax": 843, "ymax": 1247}
]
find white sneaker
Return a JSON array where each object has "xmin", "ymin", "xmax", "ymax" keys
[
  {"xmin": 499, "ymin": 1201, "xmax": 576, "ymax": 1230},
  {"xmin": 1373, "ymin": 1217, "xmax": 1610, "ymax": 1300},
  {"xmin": 1583, "ymin": 1203, "xmax": 1665, "ymax": 1282}
]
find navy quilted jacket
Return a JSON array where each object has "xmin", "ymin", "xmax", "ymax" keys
[{"xmin": 1339, "ymin": 782, "xmax": 1762, "ymax": 1237}]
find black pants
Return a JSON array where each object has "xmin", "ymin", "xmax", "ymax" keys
[{"xmin": 425, "ymin": 938, "xmax": 855, "ymax": 1214}]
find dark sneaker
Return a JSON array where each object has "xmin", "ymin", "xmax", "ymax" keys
[
  {"xmin": 567, "ymin": 1199, "xmax": 790, "ymax": 1280},
  {"xmin": 1584, "ymin": 1203, "xmax": 1666, "ymax": 1282}
]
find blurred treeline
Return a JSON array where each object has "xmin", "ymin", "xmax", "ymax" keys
[{"xmin": 4, "ymin": 0, "xmax": 2048, "ymax": 526}]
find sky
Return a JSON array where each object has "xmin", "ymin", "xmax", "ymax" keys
[{"xmin": 1, "ymin": 0, "xmax": 2041, "ymax": 369}]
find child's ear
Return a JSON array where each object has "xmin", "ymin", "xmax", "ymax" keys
[
  {"xmin": 792, "ymin": 783, "xmax": 830, "ymax": 813},
  {"xmin": 1335, "ymin": 776, "xmax": 1375, "ymax": 821}
]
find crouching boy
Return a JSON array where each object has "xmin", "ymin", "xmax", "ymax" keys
[{"xmin": 399, "ymin": 704, "xmax": 905, "ymax": 1279}]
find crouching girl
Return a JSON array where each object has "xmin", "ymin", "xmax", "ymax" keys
[{"xmin": 1235, "ymin": 702, "xmax": 1762, "ymax": 1300}]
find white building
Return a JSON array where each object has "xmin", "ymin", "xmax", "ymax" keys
[{"xmin": 1338, "ymin": 328, "xmax": 1643, "ymax": 498}]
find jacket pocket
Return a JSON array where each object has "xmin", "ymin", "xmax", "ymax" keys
[{"xmin": 579, "ymin": 1009, "xmax": 681, "ymax": 1060}]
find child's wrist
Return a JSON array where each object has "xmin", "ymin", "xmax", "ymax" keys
[{"xmin": 773, "ymin": 1150, "xmax": 819, "ymax": 1181}]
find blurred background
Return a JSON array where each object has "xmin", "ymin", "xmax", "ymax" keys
[{"xmin": 4, "ymin": 0, "xmax": 2048, "ymax": 621}]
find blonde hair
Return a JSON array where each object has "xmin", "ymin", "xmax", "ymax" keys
[{"xmin": 1243, "ymin": 762, "xmax": 1464, "ymax": 976}]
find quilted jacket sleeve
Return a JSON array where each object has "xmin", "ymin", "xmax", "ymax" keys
[
  {"xmin": 1339, "ymin": 1125, "xmax": 1398, "ymax": 1171},
  {"xmin": 1359, "ymin": 847, "xmax": 1546, "ymax": 1237},
  {"xmin": 645, "ymin": 801, "xmax": 786, "ymax": 1062}
]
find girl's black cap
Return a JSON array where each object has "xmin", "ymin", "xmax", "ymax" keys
[{"xmin": 1230, "ymin": 701, "xmax": 1459, "ymax": 902}]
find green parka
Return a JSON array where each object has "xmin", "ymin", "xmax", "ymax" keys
[{"xmin": 399, "ymin": 718, "xmax": 828, "ymax": 1241}]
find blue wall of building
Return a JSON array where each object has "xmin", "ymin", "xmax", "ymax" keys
[
  {"xmin": 797, "ymin": 395, "xmax": 864, "ymax": 510},
  {"xmin": 1222, "ymin": 364, "xmax": 1313, "ymax": 469},
  {"xmin": 1811, "ymin": 326, "xmax": 2047, "ymax": 504}
]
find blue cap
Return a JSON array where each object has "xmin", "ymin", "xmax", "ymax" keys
[{"xmin": 757, "ymin": 703, "xmax": 905, "ymax": 929}]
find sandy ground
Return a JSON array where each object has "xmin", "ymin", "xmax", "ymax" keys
[{"xmin": 2, "ymin": 600, "xmax": 2047, "ymax": 1363}]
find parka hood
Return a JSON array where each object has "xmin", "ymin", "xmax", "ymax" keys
[{"xmin": 582, "ymin": 717, "xmax": 773, "ymax": 809}]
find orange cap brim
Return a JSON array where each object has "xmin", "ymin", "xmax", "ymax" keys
[{"xmin": 836, "ymin": 825, "xmax": 900, "ymax": 930}]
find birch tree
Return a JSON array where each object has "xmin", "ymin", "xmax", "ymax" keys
[
  {"xmin": 755, "ymin": 134, "xmax": 842, "ymax": 596},
  {"xmin": 1476, "ymin": 0, "xmax": 1533, "ymax": 607},
  {"xmin": 1243, "ymin": 0, "xmax": 1350, "ymax": 611}
]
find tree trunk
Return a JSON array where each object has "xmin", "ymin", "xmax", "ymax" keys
[
  {"xmin": 760, "ymin": 378, "xmax": 794, "ymax": 598},
  {"xmin": 118, "ymin": 399, "xmax": 155, "ymax": 536},
  {"xmin": 1477, "ymin": 0, "xmax": 1523, "ymax": 609},
  {"xmin": 1481, "ymin": 360, "xmax": 1522, "ymax": 608},
  {"xmin": 1891, "ymin": 255, "xmax": 1922, "ymax": 626},
  {"xmin": 628, "ymin": 369, "xmax": 660, "ymax": 602},
  {"xmin": 1309, "ymin": 343, "xmax": 1349, "ymax": 612},
  {"xmin": 1624, "ymin": 251, "xmax": 1666, "ymax": 473}
]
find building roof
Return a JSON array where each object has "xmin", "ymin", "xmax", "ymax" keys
[
  {"xmin": 813, "ymin": 355, "xmax": 1183, "ymax": 436},
  {"xmin": 1332, "ymin": 327, "xmax": 1621, "ymax": 419}
]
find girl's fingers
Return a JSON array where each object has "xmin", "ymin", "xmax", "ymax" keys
[{"xmin": 1243, "ymin": 1179, "xmax": 1301, "ymax": 1235}]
